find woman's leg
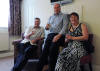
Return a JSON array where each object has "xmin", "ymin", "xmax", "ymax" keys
[{"xmin": 55, "ymin": 47, "xmax": 85, "ymax": 71}]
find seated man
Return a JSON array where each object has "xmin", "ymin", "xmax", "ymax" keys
[{"xmin": 12, "ymin": 18, "xmax": 45, "ymax": 71}]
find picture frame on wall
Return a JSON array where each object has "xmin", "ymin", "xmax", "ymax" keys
[{"xmin": 51, "ymin": 0, "xmax": 73, "ymax": 5}]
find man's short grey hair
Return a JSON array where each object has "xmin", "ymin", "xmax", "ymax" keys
[{"xmin": 35, "ymin": 17, "xmax": 40, "ymax": 21}]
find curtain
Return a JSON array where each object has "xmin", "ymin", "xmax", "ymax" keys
[{"xmin": 9, "ymin": 0, "xmax": 22, "ymax": 36}]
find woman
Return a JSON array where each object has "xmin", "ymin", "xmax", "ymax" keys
[{"xmin": 55, "ymin": 12, "xmax": 89, "ymax": 71}]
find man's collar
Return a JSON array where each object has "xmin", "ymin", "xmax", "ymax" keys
[
  {"xmin": 54, "ymin": 12, "xmax": 62, "ymax": 16},
  {"xmin": 33, "ymin": 26, "xmax": 40, "ymax": 29}
]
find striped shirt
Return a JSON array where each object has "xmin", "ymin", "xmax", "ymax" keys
[
  {"xmin": 21, "ymin": 26, "xmax": 45, "ymax": 45},
  {"xmin": 47, "ymin": 12, "xmax": 69, "ymax": 35}
]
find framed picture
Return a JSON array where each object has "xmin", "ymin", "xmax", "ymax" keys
[{"xmin": 51, "ymin": 0, "xmax": 73, "ymax": 5}]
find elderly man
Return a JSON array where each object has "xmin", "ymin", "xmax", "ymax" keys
[
  {"xmin": 37, "ymin": 3, "xmax": 69, "ymax": 71},
  {"xmin": 12, "ymin": 18, "xmax": 45, "ymax": 71}
]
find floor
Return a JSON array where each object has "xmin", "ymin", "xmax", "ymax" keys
[
  {"xmin": 0, "ymin": 56, "xmax": 45, "ymax": 71},
  {"xmin": 0, "ymin": 56, "xmax": 14, "ymax": 71},
  {"xmin": 0, "ymin": 56, "xmax": 91, "ymax": 71}
]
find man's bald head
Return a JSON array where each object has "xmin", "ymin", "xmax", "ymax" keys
[{"xmin": 54, "ymin": 3, "xmax": 61, "ymax": 14}]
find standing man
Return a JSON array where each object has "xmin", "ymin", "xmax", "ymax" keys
[
  {"xmin": 12, "ymin": 18, "xmax": 45, "ymax": 71},
  {"xmin": 37, "ymin": 3, "xmax": 69, "ymax": 71}
]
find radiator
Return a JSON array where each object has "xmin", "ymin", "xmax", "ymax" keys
[{"xmin": 0, "ymin": 28, "xmax": 9, "ymax": 51}]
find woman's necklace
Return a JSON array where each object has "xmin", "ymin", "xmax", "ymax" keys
[{"xmin": 72, "ymin": 24, "xmax": 79, "ymax": 30}]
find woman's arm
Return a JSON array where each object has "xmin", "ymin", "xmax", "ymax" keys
[{"xmin": 66, "ymin": 24, "xmax": 89, "ymax": 41}]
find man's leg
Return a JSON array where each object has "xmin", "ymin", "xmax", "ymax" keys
[
  {"xmin": 37, "ymin": 33, "xmax": 56, "ymax": 71},
  {"xmin": 14, "ymin": 43, "xmax": 25, "ymax": 64},
  {"xmin": 48, "ymin": 42, "xmax": 59, "ymax": 71},
  {"xmin": 48, "ymin": 35, "xmax": 65, "ymax": 71},
  {"xmin": 37, "ymin": 45, "xmax": 49, "ymax": 71},
  {"xmin": 12, "ymin": 43, "xmax": 27, "ymax": 71},
  {"xmin": 12, "ymin": 54, "xmax": 27, "ymax": 71},
  {"xmin": 12, "ymin": 43, "xmax": 36, "ymax": 71}
]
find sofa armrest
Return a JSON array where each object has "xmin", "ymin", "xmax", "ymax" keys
[
  {"xmin": 12, "ymin": 39, "xmax": 22, "ymax": 63},
  {"xmin": 12, "ymin": 39, "xmax": 22, "ymax": 46},
  {"xmin": 13, "ymin": 38, "xmax": 44, "ymax": 63}
]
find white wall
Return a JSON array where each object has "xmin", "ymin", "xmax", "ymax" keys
[
  {"xmin": 21, "ymin": 0, "xmax": 54, "ymax": 32},
  {"xmin": 21, "ymin": 0, "xmax": 100, "ymax": 71},
  {"xmin": 21, "ymin": 0, "xmax": 35, "ymax": 32}
]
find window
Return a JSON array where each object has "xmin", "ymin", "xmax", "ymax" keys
[{"xmin": 0, "ymin": 0, "xmax": 9, "ymax": 28}]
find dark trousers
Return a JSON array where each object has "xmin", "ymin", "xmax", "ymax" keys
[
  {"xmin": 12, "ymin": 42, "xmax": 37, "ymax": 71},
  {"xmin": 37, "ymin": 33, "xmax": 65, "ymax": 71}
]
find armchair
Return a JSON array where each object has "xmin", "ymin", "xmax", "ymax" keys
[{"xmin": 12, "ymin": 33, "xmax": 44, "ymax": 71}]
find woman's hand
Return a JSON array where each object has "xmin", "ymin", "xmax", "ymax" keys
[
  {"xmin": 65, "ymin": 38, "xmax": 69, "ymax": 43},
  {"xmin": 66, "ymin": 35, "xmax": 73, "ymax": 40}
]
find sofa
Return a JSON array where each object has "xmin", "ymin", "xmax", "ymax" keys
[
  {"xmin": 12, "ymin": 33, "xmax": 44, "ymax": 71},
  {"xmin": 12, "ymin": 34, "xmax": 94, "ymax": 71}
]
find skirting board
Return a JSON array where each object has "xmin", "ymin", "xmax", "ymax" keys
[
  {"xmin": 0, "ymin": 51, "xmax": 14, "ymax": 58},
  {"xmin": 93, "ymin": 64, "xmax": 100, "ymax": 71}
]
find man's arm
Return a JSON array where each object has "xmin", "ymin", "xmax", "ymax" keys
[
  {"xmin": 59, "ymin": 14, "xmax": 69, "ymax": 35},
  {"xmin": 53, "ymin": 14, "xmax": 69, "ymax": 42},
  {"xmin": 45, "ymin": 16, "xmax": 52, "ymax": 30},
  {"xmin": 25, "ymin": 31, "xmax": 35, "ymax": 39},
  {"xmin": 66, "ymin": 24, "xmax": 89, "ymax": 41},
  {"xmin": 31, "ymin": 27, "xmax": 45, "ymax": 44},
  {"xmin": 31, "ymin": 37, "xmax": 44, "ymax": 43},
  {"xmin": 24, "ymin": 26, "xmax": 34, "ymax": 39}
]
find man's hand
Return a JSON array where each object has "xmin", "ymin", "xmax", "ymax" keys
[
  {"xmin": 30, "ymin": 31, "xmax": 35, "ymax": 36},
  {"xmin": 45, "ymin": 24, "xmax": 51, "ymax": 30},
  {"xmin": 25, "ymin": 31, "xmax": 35, "ymax": 39},
  {"xmin": 53, "ymin": 34, "xmax": 61, "ymax": 42},
  {"xmin": 25, "ymin": 36, "xmax": 29, "ymax": 39},
  {"xmin": 31, "ymin": 40, "xmax": 37, "ymax": 44}
]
